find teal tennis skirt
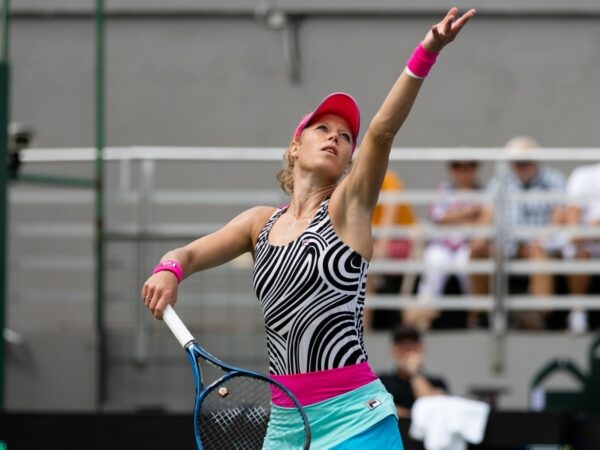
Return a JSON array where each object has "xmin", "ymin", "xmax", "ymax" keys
[
  {"xmin": 263, "ymin": 379, "xmax": 403, "ymax": 449},
  {"xmin": 331, "ymin": 415, "xmax": 403, "ymax": 449}
]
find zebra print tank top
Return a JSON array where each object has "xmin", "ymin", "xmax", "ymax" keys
[{"xmin": 253, "ymin": 198, "xmax": 369, "ymax": 376}]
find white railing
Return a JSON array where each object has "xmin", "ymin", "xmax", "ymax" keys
[
  {"xmin": 15, "ymin": 145, "xmax": 600, "ymax": 315},
  {"xmin": 13, "ymin": 146, "xmax": 600, "ymax": 373},
  {"xmin": 19, "ymin": 146, "xmax": 600, "ymax": 162}
]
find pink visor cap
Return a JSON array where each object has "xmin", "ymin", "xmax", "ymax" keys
[{"xmin": 293, "ymin": 92, "xmax": 361, "ymax": 152}]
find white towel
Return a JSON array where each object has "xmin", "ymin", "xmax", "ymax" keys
[{"xmin": 409, "ymin": 396, "xmax": 490, "ymax": 450}]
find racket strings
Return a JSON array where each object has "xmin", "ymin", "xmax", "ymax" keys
[{"xmin": 197, "ymin": 375, "xmax": 308, "ymax": 450}]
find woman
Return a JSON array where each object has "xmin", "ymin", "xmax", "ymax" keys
[{"xmin": 142, "ymin": 7, "xmax": 475, "ymax": 448}]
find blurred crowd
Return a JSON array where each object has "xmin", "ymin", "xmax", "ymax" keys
[{"xmin": 367, "ymin": 136, "xmax": 600, "ymax": 334}]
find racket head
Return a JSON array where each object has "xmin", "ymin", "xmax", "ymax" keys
[{"xmin": 185, "ymin": 345, "xmax": 310, "ymax": 450}]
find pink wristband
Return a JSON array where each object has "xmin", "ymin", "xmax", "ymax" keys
[
  {"xmin": 152, "ymin": 260, "xmax": 183, "ymax": 283},
  {"xmin": 405, "ymin": 42, "xmax": 439, "ymax": 79}
]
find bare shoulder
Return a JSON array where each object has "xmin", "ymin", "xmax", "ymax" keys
[
  {"xmin": 228, "ymin": 205, "xmax": 277, "ymax": 222},
  {"xmin": 244, "ymin": 205, "xmax": 278, "ymax": 221},
  {"xmin": 235, "ymin": 205, "xmax": 279, "ymax": 238}
]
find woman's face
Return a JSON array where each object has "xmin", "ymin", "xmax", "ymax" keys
[{"xmin": 292, "ymin": 113, "xmax": 353, "ymax": 178}]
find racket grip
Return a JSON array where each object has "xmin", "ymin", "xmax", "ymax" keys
[{"xmin": 162, "ymin": 305, "xmax": 195, "ymax": 348}]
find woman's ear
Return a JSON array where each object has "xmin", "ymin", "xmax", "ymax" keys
[{"xmin": 289, "ymin": 140, "xmax": 300, "ymax": 161}]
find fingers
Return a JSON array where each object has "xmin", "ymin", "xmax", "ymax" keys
[
  {"xmin": 153, "ymin": 301, "xmax": 165, "ymax": 320},
  {"xmin": 142, "ymin": 286, "xmax": 155, "ymax": 311},
  {"xmin": 145, "ymin": 290, "xmax": 164, "ymax": 317},
  {"xmin": 143, "ymin": 290, "xmax": 166, "ymax": 319},
  {"xmin": 427, "ymin": 7, "xmax": 475, "ymax": 50},
  {"xmin": 444, "ymin": 8, "xmax": 476, "ymax": 38},
  {"xmin": 441, "ymin": 9, "xmax": 456, "ymax": 36},
  {"xmin": 451, "ymin": 8, "xmax": 476, "ymax": 34},
  {"xmin": 431, "ymin": 10, "xmax": 454, "ymax": 41},
  {"xmin": 141, "ymin": 274, "xmax": 177, "ymax": 320},
  {"xmin": 431, "ymin": 24, "xmax": 441, "ymax": 42},
  {"xmin": 447, "ymin": 6, "xmax": 459, "ymax": 16},
  {"xmin": 141, "ymin": 286, "xmax": 150, "ymax": 308}
]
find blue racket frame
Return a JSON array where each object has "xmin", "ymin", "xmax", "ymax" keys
[{"xmin": 163, "ymin": 305, "xmax": 311, "ymax": 450}]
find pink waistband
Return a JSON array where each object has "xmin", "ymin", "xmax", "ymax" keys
[{"xmin": 270, "ymin": 362, "xmax": 378, "ymax": 407}]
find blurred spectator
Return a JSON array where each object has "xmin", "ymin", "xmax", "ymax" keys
[
  {"xmin": 411, "ymin": 160, "xmax": 484, "ymax": 330},
  {"xmin": 366, "ymin": 169, "xmax": 418, "ymax": 330},
  {"xmin": 562, "ymin": 162, "xmax": 600, "ymax": 332},
  {"xmin": 379, "ymin": 325, "xmax": 448, "ymax": 418},
  {"xmin": 470, "ymin": 136, "xmax": 566, "ymax": 329}
]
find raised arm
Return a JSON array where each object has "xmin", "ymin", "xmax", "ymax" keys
[{"xmin": 344, "ymin": 8, "xmax": 476, "ymax": 211}]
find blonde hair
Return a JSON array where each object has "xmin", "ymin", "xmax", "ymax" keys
[{"xmin": 276, "ymin": 144, "xmax": 295, "ymax": 195}]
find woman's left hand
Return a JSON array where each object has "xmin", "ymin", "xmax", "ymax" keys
[{"xmin": 423, "ymin": 7, "xmax": 476, "ymax": 52}]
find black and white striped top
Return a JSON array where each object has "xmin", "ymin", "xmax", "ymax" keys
[{"xmin": 252, "ymin": 198, "xmax": 369, "ymax": 376}]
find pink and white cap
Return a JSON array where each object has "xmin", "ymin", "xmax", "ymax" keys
[{"xmin": 292, "ymin": 92, "xmax": 361, "ymax": 152}]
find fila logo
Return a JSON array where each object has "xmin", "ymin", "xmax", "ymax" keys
[
  {"xmin": 365, "ymin": 399, "xmax": 382, "ymax": 410},
  {"xmin": 160, "ymin": 261, "xmax": 177, "ymax": 267}
]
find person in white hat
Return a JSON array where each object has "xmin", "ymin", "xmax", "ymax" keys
[{"xmin": 470, "ymin": 136, "xmax": 566, "ymax": 330}]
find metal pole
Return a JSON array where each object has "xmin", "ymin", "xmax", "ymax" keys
[
  {"xmin": 95, "ymin": 0, "xmax": 106, "ymax": 409},
  {"xmin": 491, "ymin": 161, "xmax": 509, "ymax": 374},
  {"xmin": 1, "ymin": 0, "xmax": 8, "ymax": 62},
  {"xmin": 133, "ymin": 160, "xmax": 154, "ymax": 367},
  {"xmin": 0, "ymin": 0, "xmax": 10, "ymax": 410}
]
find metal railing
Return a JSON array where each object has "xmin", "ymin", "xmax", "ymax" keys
[{"xmin": 17, "ymin": 146, "xmax": 600, "ymax": 311}]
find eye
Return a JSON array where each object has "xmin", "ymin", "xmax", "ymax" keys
[
  {"xmin": 340, "ymin": 132, "xmax": 352, "ymax": 144},
  {"xmin": 315, "ymin": 124, "xmax": 328, "ymax": 132}
]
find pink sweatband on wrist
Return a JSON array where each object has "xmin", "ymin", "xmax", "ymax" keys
[
  {"xmin": 152, "ymin": 260, "xmax": 183, "ymax": 283},
  {"xmin": 405, "ymin": 42, "xmax": 439, "ymax": 79}
]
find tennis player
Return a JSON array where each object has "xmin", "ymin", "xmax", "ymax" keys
[{"xmin": 142, "ymin": 7, "xmax": 475, "ymax": 448}]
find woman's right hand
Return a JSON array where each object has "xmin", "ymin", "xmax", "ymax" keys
[{"xmin": 141, "ymin": 271, "xmax": 179, "ymax": 319}]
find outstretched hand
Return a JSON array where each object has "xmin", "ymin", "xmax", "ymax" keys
[{"xmin": 423, "ymin": 7, "xmax": 476, "ymax": 52}]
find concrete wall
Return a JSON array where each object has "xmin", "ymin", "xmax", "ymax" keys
[{"xmin": 11, "ymin": 5, "xmax": 600, "ymax": 152}]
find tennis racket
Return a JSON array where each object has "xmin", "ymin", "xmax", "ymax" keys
[{"xmin": 162, "ymin": 304, "xmax": 311, "ymax": 450}]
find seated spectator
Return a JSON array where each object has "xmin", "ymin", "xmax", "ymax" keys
[
  {"xmin": 470, "ymin": 136, "xmax": 566, "ymax": 329},
  {"xmin": 379, "ymin": 325, "xmax": 449, "ymax": 418},
  {"xmin": 412, "ymin": 160, "xmax": 484, "ymax": 330},
  {"xmin": 366, "ymin": 169, "xmax": 418, "ymax": 330},
  {"xmin": 562, "ymin": 162, "xmax": 600, "ymax": 332}
]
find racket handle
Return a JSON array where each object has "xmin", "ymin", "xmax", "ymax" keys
[{"xmin": 162, "ymin": 304, "xmax": 195, "ymax": 348}]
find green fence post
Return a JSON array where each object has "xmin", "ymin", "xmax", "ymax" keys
[
  {"xmin": 95, "ymin": 0, "xmax": 107, "ymax": 408},
  {"xmin": 0, "ymin": 0, "xmax": 11, "ymax": 410},
  {"xmin": 0, "ymin": 61, "xmax": 9, "ymax": 412}
]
